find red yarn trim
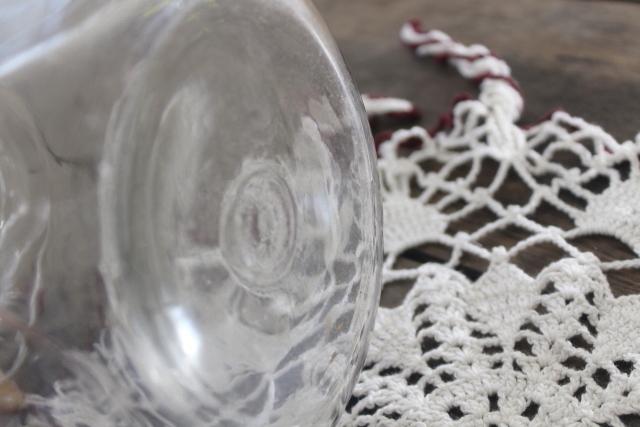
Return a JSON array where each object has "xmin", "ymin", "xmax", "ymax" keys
[
  {"xmin": 521, "ymin": 108, "xmax": 567, "ymax": 130},
  {"xmin": 403, "ymin": 20, "xmax": 523, "ymax": 96}
]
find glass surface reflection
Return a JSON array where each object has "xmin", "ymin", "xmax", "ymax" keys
[{"xmin": 0, "ymin": 1, "xmax": 382, "ymax": 425}]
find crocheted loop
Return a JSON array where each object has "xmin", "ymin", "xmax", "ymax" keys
[
  {"xmin": 399, "ymin": 20, "xmax": 524, "ymax": 150},
  {"xmin": 347, "ymin": 24, "xmax": 640, "ymax": 427},
  {"xmin": 362, "ymin": 94, "xmax": 419, "ymax": 119}
]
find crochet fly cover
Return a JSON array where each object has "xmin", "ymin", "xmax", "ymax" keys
[{"xmin": 344, "ymin": 22, "xmax": 640, "ymax": 427}]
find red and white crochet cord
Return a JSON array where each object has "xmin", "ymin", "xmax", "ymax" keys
[{"xmin": 342, "ymin": 21, "xmax": 640, "ymax": 426}]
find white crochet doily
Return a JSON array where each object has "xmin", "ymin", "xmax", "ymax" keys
[{"xmin": 344, "ymin": 22, "xmax": 640, "ymax": 426}]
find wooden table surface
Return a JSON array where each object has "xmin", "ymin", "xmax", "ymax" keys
[{"xmin": 314, "ymin": 0, "xmax": 640, "ymax": 306}]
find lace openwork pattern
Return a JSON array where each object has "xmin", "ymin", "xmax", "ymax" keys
[{"xmin": 344, "ymin": 22, "xmax": 640, "ymax": 426}]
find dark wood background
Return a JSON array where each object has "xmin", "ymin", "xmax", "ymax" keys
[{"xmin": 314, "ymin": 0, "xmax": 640, "ymax": 305}]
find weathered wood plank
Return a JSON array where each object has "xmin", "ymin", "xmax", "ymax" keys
[{"xmin": 316, "ymin": 0, "xmax": 640, "ymax": 140}]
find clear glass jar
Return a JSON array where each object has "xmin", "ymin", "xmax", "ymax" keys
[{"xmin": 0, "ymin": 1, "xmax": 382, "ymax": 426}]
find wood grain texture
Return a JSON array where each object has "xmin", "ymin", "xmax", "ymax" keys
[
  {"xmin": 315, "ymin": 0, "xmax": 640, "ymax": 140},
  {"xmin": 314, "ymin": 0, "xmax": 640, "ymax": 302}
]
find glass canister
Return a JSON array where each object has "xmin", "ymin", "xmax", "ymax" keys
[{"xmin": 0, "ymin": 1, "xmax": 382, "ymax": 426}]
